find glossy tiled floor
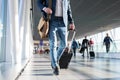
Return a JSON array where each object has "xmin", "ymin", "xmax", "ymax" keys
[
  {"xmin": 17, "ymin": 53, "xmax": 120, "ymax": 80},
  {"xmin": 0, "ymin": 59, "xmax": 28, "ymax": 80}
]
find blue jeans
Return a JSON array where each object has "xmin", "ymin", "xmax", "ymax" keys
[{"xmin": 49, "ymin": 20, "xmax": 67, "ymax": 68}]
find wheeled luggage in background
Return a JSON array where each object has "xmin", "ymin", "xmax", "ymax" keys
[
  {"xmin": 79, "ymin": 47, "xmax": 85, "ymax": 53},
  {"xmin": 89, "ymin": 51, "xmax": 95, "ymax": 58},
  {"xmin": 59, "ymin": 30, "xmax": 76, "ymax": 69}
]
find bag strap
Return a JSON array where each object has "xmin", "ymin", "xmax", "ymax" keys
[
  {"xmin": 48, "ymin": 0, "xmax": 52, "ymax": 8},
  {"xmin": 47, "ymin": 0, "xmax": 52, "ymax": 20}
]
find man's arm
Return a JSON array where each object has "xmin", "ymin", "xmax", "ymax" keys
[
  {"xmin": 67, "ymin": 0, "xmax": 74, "ymax": 24},
  {"xmin": 37, "ymin": 0, "xmax": 52, "ymax": 18},
  {"xmin": 37, "ymin": 0, "xmax": 45, "ymax": 11},
  {"xmin": 67, "ymin": 0, "xmax": 75, "ymax": 30},
  {"xmin": 109, "ymin": 37, "xmax": 113, "ymax": 42}
]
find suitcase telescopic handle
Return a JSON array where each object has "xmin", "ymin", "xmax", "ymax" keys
[
  {"xmin": 67, "ymin": 29, "xmax": 76, "ymax": 36},
  {"xmin": 67, "ymin": 29, "xmax": 76, "ymax": 53}
]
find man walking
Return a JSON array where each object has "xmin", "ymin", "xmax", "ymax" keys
[
  {"xmin": 81, "ymin": 36, "xmax": 89, "ymax": 57},
  {"xmin": 72, "ymin": 38, "xmax": 79, "ymax": 58},
  {"xmin": 103, "ymin": 33, "xmax": 113, "ymax": 53},
  {"xmin": 37, "ymin": 0, "xmax": 75, "ymax": 75}
]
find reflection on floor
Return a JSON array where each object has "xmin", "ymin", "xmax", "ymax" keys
[
  {"xmin": 0, "ymin": 59, "xmax": 28, "ymax": 80},
  {"xmin": 17, "ymin": 53, "xmax": 120, "ymax": 80}
]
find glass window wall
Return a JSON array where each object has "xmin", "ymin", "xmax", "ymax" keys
[
  {"xmin": 0, "ymin": 0, "xmax": 7, "ymax": 62},
  {"xmin": 78, "ymin": 27, "xmax": 120, "ymax": 53}
]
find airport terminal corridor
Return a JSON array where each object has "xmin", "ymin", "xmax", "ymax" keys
[
  {"xmin": 1, "ymin": 0, "xmax": 120, "ymax": 80},
  {"xmin": 17, "ymin": 53, "xmax": 120, "ymax": 80}
]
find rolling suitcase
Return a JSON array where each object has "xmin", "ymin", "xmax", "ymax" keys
[
  {"xmin": 59, "ymin": 30, "xmax": 76, "ymax": 69},
  {"xmin": 89, "ymin": 51, "xmax": 95, "ymax": 58},
  {"xmin": 79, "ymin": 47, "xmax": 85, "ymax": 53},
  {"xmin": 59, "ymin": 49, "xmax": 73, "ymax": 69}
]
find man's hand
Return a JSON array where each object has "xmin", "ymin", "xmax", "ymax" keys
[
  {"xmin": 43, "ymin": 7, "xmax": 52, "ymax": 15},
  {"xmin": 69, "ymin": 23, "xmax": 75, "ymax": 30}
]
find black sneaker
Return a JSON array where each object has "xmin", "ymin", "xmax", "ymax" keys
[{"xmin": 53, "ymin": 66, "xmax": 59, "ymax": 75}]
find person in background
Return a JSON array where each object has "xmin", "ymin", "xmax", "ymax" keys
[
  {"xmin": 81, "ymin": 36, "xmax": 89, "ymax": 57},
  {"xmin": 37, "ymin": 0, "xmax": 75, "ymax": 75},
  {"xmin": 103, "ymin": 33, "xmax": 113, "ymax": 53},
  {"xmin": 72, "ymin": 38, "xmax": 79, "ymax": 58},
  {"xmin": 89, "ymin": 38, "xmax": 94, "ymax": 51}
]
